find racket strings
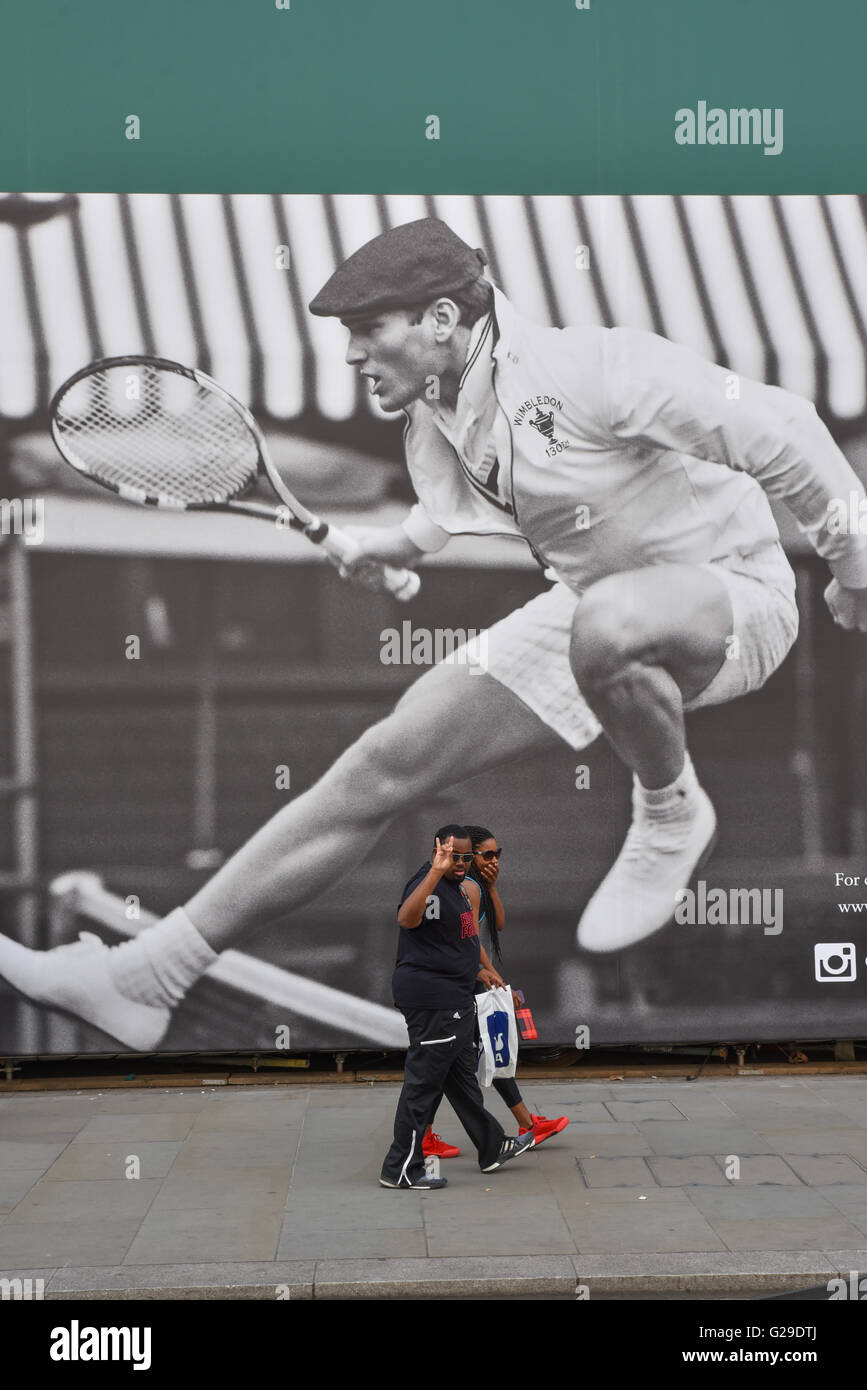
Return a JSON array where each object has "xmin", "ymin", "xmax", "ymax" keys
[{"xmin": 54, "ymin": 365, "xmax": 260, "ymax": 507}]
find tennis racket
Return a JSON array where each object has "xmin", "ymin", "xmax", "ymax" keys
[{"xmin": 49, "ymin": 354, "xmax": 421, "ymax": 601}]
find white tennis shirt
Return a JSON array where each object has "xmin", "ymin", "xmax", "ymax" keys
[
  {"xmin": 401, "ymin": 285, "xmax": 867, "ymax": 596},
  {"xmin": 426, "ymin": 311, "xmax": 510, "ymax": 514}
]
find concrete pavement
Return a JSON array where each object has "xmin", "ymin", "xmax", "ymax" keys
[{"xmin": 2, "ymin": 1075, "xmax": 867, "ymax": 1298}]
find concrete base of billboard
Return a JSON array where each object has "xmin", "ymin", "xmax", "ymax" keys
[{"xmin": 2, "ymin": 1078, "xmax": 867, "ymax": 1300}]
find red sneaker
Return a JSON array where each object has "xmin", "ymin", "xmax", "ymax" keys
[
  {"xmin": 423, "ymin": 1131, "xmax": 461, "ymax": 1159},
  {"xmin": 518, "ymin": 1114, "xmax": 570, "ymax": 1148}
]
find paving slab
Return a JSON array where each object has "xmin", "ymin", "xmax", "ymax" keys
[
  {"xmin": 553, "ymin": 1101, "xmax": 612, "ymax": 1124},
  {"xmin": 298, "ymin": 1107, "xmax": 394, "ymax": 1143},
  {"xmin": 606, "ymin": 1100, "xmax": 686, "ymax": 1122},
  {"xmin": 709, "ymin": 1216, "xmax": 867, "ymax": 1252},
  {"xmin": 278, "ymin": 1226, "xmax": 428, "ymax": 1260},
  {"xmin": 0, "ymin": 1171, "xmax": 50, "ymax": 1212},
  {"xmin": 0, "ymin": 1110, "xmax": 92, "ymax": 1136},
  {"xmin": 640, "ymin": 1121, "xmax": 773, "ymax": 1156},
  {"xmin": 170, "ymin": 1131, "xmax": 301, "ymax": 1172},
  {"xmin": 724, "ymin": 1156, "xmax": 803, "ymax": 1184},
  {"xmin": 287, "ymin": 1141, "xmax": 382, "ymax": 1189},
  {"xmin": 725, "ymin": 1090, "xmax": 852, "ymax": 1112},
  {"xmin": 565, "ymin": 1130, "xmax": 653, "ymax": 1157},
  {"xmin": 0, "ymin": 1218, "xmax": 141, "ymax": 1266},
  {"xmin": 563, "ymin": 1196, "xmax": 726, "ymax": 1254},
  {"xmin": 578, "ymin": 1156, "xmax": 656, "ymax": 1187},
  {"xmin": 123, "ymin": 1207, "xmax": 283, "ymax": 1265},
  {"xmin": 0, "ymin": 1140, "xmax": 75, "ymax": 1172},
  {"xmin": 1, "ymin": 1091, "xmax": 219, "ymax": 1115},
  {"xmin": 815, "ymin": 1187, "xmax": 867, "ymax": 1235},
  {"xmin": 422, "ymin": 1193, "xmax": 576, "ymax": 1257},
  {"xmin": 189, "ymin": 1101, "xmax": 308, "ymax": 1133},
  {"xmin": 783, "ymin": 1154, "xmax": 867, "ymax": 1185},
  {"xmin": 71, "ymin": 1114, "xmax": 198, "ymax": 1143},
  {"xmin": 746, "ymin": 1107, "xmax": 862, "ymax": 1131},
  {"xmin": 663, "ymin": 1094, "xmax": 739, "ymax": 1119},
  {"xmin": 10, "ymin": 1178, "xmax": 162, "ymax": 1225},
  {"xmin": 519, "ymin": 1085, "xmax": 618, "ymax": 1104},
  {"xmin": 760, "ymin": 1129, "xmax": 867, "ymax": 1156},
  {"xmin": 46, "ymin": 1141, "xmax": 182, "ymax": 1181},
  {"xmin": 558, "ymin": 1183, "xmax": 702, "ymax": 1206},
  {"xmin": 685, "ymin": 1183, "xmax": 846, "ymax": 1221},
  {"xmin": 522, "ymin": 1143, "xmax": 581, "ymax": 1173},
  {"xmin": 648, "ymin": 1156, "xmax": 730, "ymax": 1186},
  {"xmin": 833, "ymin": 1105, "xmax": 867, "ymax": 1127},
  {"xmin": 151, "ymin": 1168, "xmax": 291, "ymax": 1212},
  {"xmin": 282, "ymin": 1192, "xmax": 426, "ymax": 1229}
]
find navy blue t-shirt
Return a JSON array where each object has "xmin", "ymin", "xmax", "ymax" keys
[{"xmin": 392, "ymin": 862, "xmax": 480, "ymax": 1010}]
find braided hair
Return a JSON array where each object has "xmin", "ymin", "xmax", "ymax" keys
[{"xmin": 464, "ymin": 823, "xmax": 502, "ymax": 961}]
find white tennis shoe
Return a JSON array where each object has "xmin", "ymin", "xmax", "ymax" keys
[
  {"xmin": 0, "ymin": 930, "xmax": 170, "ymax": 1050},
  {"xmin": 576, "ymin": 784, "xmax": 717, "ymax": 953}
]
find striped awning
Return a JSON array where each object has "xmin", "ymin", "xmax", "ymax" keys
[{"xmin": 2, "ymin": 193, "xmax": 867, "ymax": 428}]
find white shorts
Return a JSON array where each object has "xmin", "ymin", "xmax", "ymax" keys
[{"xmin": 444, "ymin": 543, "xmax": 799, "ymax": 751}]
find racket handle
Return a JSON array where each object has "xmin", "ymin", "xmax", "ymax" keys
[{"xmin": 320, "ymin": 525, "xmax": 421, "ymax": 602}]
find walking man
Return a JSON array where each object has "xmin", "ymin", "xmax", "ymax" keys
[{"xmin": 380, "ymin": 826, "xmax": 533, "ymax": 1189}]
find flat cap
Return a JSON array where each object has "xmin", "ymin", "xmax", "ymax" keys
[{"xmin": 308, "ymin": 218, "xmax": 487, "ymax": 318}]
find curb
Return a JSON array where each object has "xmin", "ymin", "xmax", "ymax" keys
[
  {"xmin": 7, "ymin": 1253, "xmax": 854, "ymax": 1300},
  {"xmin": 4, "ymin": 1062, "xmax": 867, "ymax": 1094}
]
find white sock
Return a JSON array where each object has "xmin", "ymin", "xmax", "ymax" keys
[
  {"xmin": 107, "ymin": 907, "xmax": 219, "ymax": 1009},
  {"xmin": 635, "ymin": 752, "xmax": 700, "ymax": 820}
]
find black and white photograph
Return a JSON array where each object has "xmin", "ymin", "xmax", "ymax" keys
[{"xmin": 2, "ymin": 191, "xmax": 867, "ymax": 1060}]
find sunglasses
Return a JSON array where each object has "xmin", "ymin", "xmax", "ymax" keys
[
  {"xmin": 451, "ymin": 853, "xmax": 474, "ymax": 864},
  {"xmin": 475, "ymin": 847, "xmax": 503, "ymax": 860}
]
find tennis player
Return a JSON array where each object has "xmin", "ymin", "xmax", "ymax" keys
[{"xmin": 3, "ymin": 216, "xmax": 867, "ymax": 1051}]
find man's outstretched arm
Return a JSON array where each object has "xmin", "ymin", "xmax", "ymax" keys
[{"xmin": 602, "ymin": 326, "xmax": 867, "ymax": 603}]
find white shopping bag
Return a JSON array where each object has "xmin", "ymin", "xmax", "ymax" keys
[{"xmin": 475, "ymin": 985, "xmax": 519, "ymax": 1086}]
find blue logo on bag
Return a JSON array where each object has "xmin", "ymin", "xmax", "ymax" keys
[{"xmin": 486, "ymin": 1011, "xmax": 510, "ymax": 1069}]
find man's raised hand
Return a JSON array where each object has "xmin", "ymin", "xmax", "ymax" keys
[{"xmin": 431, "ymin": 835, "xmax": 454, "ymax": 875}]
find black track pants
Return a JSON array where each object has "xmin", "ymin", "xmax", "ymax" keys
[{"xmin": 381, "ymin": 1004, "xmax": 505, "ymax": 1184}]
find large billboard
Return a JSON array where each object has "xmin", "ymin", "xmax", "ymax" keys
[{"xmin": 1, "ymin": 192, "xmax": 866, "ymax": 1055}]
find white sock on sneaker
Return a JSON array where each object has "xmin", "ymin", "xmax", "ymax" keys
[
  {"xmin": 107, "ymin": 907, "xmax": 219, "ymax": 1009},
  {"xmin": 635, "ymin": 752, "xmax": 699, "ymax": 820}
]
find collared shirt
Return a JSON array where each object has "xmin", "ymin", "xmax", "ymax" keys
[
  {"xmin": 401, "ymin": 285, "xmax": 867, "ymax": 593},
  {"xmin": 428, "ymin": 313, "xmax": 512, "ymax": 514}
]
